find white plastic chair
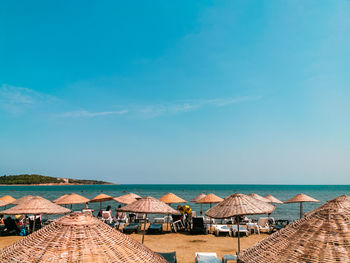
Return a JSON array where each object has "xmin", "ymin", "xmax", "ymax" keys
[
  {"xmin": 195, "ymin": 252, "xmax": 221, "ymax": 263},
  {"xmin": 257, "ymin": 217, "xmax": 270, "ymax": 233},
  {"xmin": 102, "ymin": 211, "xmax": 113, "ymax": 224},
  {"xmin": 213, "ymin": 224, "xmax": 232, "ymax": 236}
]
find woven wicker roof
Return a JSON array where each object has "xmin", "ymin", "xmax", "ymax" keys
[
  {"xmin": 0, "ymin": 196, "xmax": 71, "ymax": 215},
  {"xmin": 264, "ymin": 195, "xmax": 283, "ymax": 204},
  {"xmin": 284, "ymin": 193, "xmax": 320, "ymax": 203},
  {"xmin": 191, "ymin": 193, "xmax": 206, "ymax": 202},
  {"xmin": 53, "ymin": 194, "xmax": 68, "ymax": 204},
  {"xmin": 55, "ymin": 193, "xmax": 90, "ymax": 205},
  {"xmin": 0, "ymin": 195, "xmax": 16, "ymax": 204},
  {"xmin": 128, "ymin": 193, "xmax": 142, "ymax": 199},
  {"xmin": 196, "ymin": 193, "xmax": 223, "ymax": 204},
  {"xmin": 248, "ymin": 193, "xmax": 271, "ymax": 203},
  {"xmin": 159, "ymin": 193, "xmax": 187, "ymax": 204},
  {"xmin": 118, "ymin": 196, "xmax": 178, "ymax": 214},
  {"xmin": 12, "ymin": 195, "xmax": 34, "ymax": 205},
  {"xmin": 239, "ymin": 195, "xmax": 350, "ymax": 263},
  {"xmin": 89, "ymin": 193, "xmax": 114, "ymax": 203},
  {"xmin": 113, "ymin": 194, "xmax": 137, "ymax": 205},
  {"xmin": 0, "ymin": 212, "xmax": 167, "ymax": 263},
  {"xmin": 205, "ymin": 193, "xmax": 275, "ymax": 218}
]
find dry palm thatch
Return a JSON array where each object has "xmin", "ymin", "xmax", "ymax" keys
[
  {"xmin": 55, "ymin": 193, "xmax": 90, "ymax": 205},
  {"xmin": 0, "ymin": 212, "xmax": 167, "ymax": 263},
  {"xmin": 118, "ymin": 196, "xmax": 177, "ymax": 214},
  {"xmin": 239, "ymin": 195, "xmax": 350, "ymax": 263},
  {"xmin": 191, "ymin": 193, "xmax": 206, "ymax": 202},
  {"xmin": 196, "ymin": 193, "xmax": 223, "ymax": 204},
  {"xmin": 12, "ymin": 195, "xmax": 34, "ymax": 205},
  {"xmin": 264, "ymin": 194, "xmax": 283, "ymax": 204},
  {"xmin": 53, "ymin": 194, "xmax": 68, "ymax": 204},
  {"xmin": 0, "ymin": 195, "xmax": 16, "ymax": 204},
  {"xmin": 0, "ymin": 200, "xmax": 8, "ymax": 207},
  {"xmin": 0, "ymin": 196, "xmax": 71, "ymax": 215},
  {"xmin": 89, "ymin": 193, "xmax": 113, "ymax": 203},
  {"xmin": 159, "ymin": 193, "xmax": 187, "ymax": 204},
  {"xmin": 248, "ymin": 193, "xmax": 271, "ymax": 203},
  {"xmin": 206, "ymin": 193, "xmax": 275, "ymax": 218},
  {"xmin": 113, "ymin": 194, "xmax": 137, "ymax": 205},
  {"xmin": 284, "ymin": 193, "xmax": 320, "ymax": 203},
  {"xmin": 285, "ymin": 193, "xmax": 320, "ymax": 219}
]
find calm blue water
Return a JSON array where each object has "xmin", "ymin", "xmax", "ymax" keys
[{"xmin": 1, "ymin": 184, "xmax": 349, "ymax": 221}]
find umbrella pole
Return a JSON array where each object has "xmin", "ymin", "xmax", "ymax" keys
[
  {"xmin": 237, "ymin": 215, "xmax": 241, "ymax": 255},
  {"xmin": 200, "ymin": 204, "xmax": 202, "ymax": 216},
  {"xmin": 141, "ymin": 213, "xmax": 147, "ymax": 244},
  {"xmin": 167, "ymin": 213, "xmax": 169, "ymax": 231},
  {"xmin": 209, "ymin": 203, "xmax": 212, "ymax": 233},
  {"xmin": 300, "ymin": 202, "xmax": 303, "ymax": 219}
]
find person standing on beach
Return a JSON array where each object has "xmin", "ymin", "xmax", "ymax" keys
[{"xmin": 177, "ymin": 205, "xmax": 192, "ymax": 230}]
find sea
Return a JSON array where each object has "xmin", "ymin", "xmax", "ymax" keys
[{"xmin": 1, "ymin": 184, "xmax": 349, "ymax": 221}]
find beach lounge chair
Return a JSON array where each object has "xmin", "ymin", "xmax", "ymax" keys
[
  {"xmin": 191, "ymin": 217, "xmax": 208, "ymax": 235},
  {"xmin": 82, "ymin": 209, "xmax": 93, "ymax": 216},
  {"xmin": 271, "ymin": 219, "xmax": 289, "ymax": 233},
  {"xmin": 195, "ymin": 252, "xmax": 221, "ymax": 263},
  {"xmin": 3, "ymin": 217, "xmax": 20, "ymax": 235},
  {"xmin": 147, "ymin": 223, "xmax": 163, "ymax": 234},
  {"xmin": 101, "ymin": 211, "xmax": 113, "ymax": 224},
  {"xmin": 135, "ymin": 213, "xmax": 148, "ymax": 223},
  {"xmin": 257, "ymin": 217, "xmax": 270, "ymax": 233},
  {"xmin": 122, "ymin": 222, "xmax": 141, "ymax": 234},
  {"xmin": 213, "ymin": 224, "xmax": 231, "ymax": 236},
  {"xmin": 230, "ymin": 225, "xmax": 249, "ymax": 237},
  {"xmin": 156, "ymin": 251, "xmax": 177, "ymax": 263},
  {"xmin": 171, "ymin": 214, "xmax": 185, "ymax": 233},
  {"xmin": 222, "ymin": 254, "xmax": 237, "ymax": 263}
]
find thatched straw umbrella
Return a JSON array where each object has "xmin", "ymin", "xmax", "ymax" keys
[
  {"xmin": 264, "ymin": 195, "xmax": 283, "ymax": 204},
  {"xmin": 206, "ymin": 193, "xmax": 275, "ymax": 254},
  {"xmin": 248, "ymin": 193, "xmax": 270, "ymax": 203},
  {"xmin": 53, "ymin": 194, "xmax": 68, "ymax": 204},
  {"xmin": 54, "ymin": 193, "xmax": 90, "ymax": 209},
  {"xmin": 118, "ymin": 196, "xmax": 177, "ymax": 243},
  {"xmin": 284, "ymin": 193, "xmax": 320, "ymax": 219},
  {"xmin": 89, "ymin": 193, "xmax": 114, "ymax": 210},
  {"xmin": 12, "ymin": 195, "xmax": 34, "ymax": 205},
  {"xmin": 0, "ymin": 196, "xmax": 71, "ymax": 232},
  {"xmin": 114, "ymin": 194, "xmax": 137, "ymax": 205},
  {"xmin": 196, "ymin": 193, "xmax": 224, "ymax": 231},
  {"xmin": 0, "ymin": 195, "xmax": 16, "ymax": 204},
  {"xmin": 159, "ymin": 193, "xmax": 187, "ymax": 204},
  {"xmin": 191, "ymin": 193, "xmax": 206, "ymax": 215},
  {"xmin": 159, "ymin": 193, "xmax": 187, "ymax": 230},
  {"xmin": 238, "ymin": 195, "xmax": 350, "ymax": 263},
  {"xmin": 0, "ymin": 200, "xmax": 8, "ymax": 208},
  {"xmin": 0, "ymin": 212, "xmax": 167, "ymax": 263}
]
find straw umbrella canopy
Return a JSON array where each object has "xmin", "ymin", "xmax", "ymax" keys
[
  {"xmin": 191, "ymin": 193, "xmax": 206, "ymax": 216},
  {"xmin": 159, "ymin": 193, "xmax": 187, "ymax": 204},
  {"xmin": 0, "ymin": 200, "xmax": 8, "ymax": 207},
  {"xmin": 118, "ymin": 196, "xmax": 177, "ymax": 243},
  {"xmin": 238, "ymin": 195, "xmax": 350, "ymax": 263},
  {"xmin": 0, "ymin": 195, "xmax": 16, "ymax": 204},
  {"xmin": 248, "ymin": 193, "xmax": 270, "ymax": 203},
  {"xmin": 54, "ymin": 193, "xmax": 90, "ymax": 209},
  {"xmin": 0, "ymin": 212, "xmax": 167, "ymax": 263},
  {"xmin": 0, "ymin": 196, "xmax": 71, "ymax": 215},
  {"xmin": 191, "ymin": 193, "xmax": 206, "ymax": 202},
  {"xmin": 206, "ymin": 193, "xmax": 275, "ymax": 254},
  {"xmin": 264, "ymin": 194, "xmax": 283, "ymax": 204},
  {"xmin": 11, "ymin": 195, "xmax": 34, "ymax": 205},
  {"xmin": 89, "ymin": 193, "xmax": 114, "ymax": 210},
  {"xmin": 127, "ymin": 193, "xmax": 142, "ymax": 199},
  {"xmin": 114, "ymin": 194, "xmax": 137, "ymax": 205},
  {"xmin": 53, "ymin": 194, "xmax": 68, "ymax": 204},
  {"xmin": 284, "ymin": 193, "xmax": 320, "ymax": 219},
  {"xmin": 196, "ymin": 193, "xmax": 223, "ymax": 206}
]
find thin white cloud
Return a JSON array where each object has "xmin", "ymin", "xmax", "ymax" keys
[
  {"xmin": 58, "ymin": 96, "xmax": 261, "ymax": 118},
  {"xmin": 0, "ymin": 84, "xmax": 57, "ymax": 113},
  {"xmin": 59, "ymin": 110, "xmax": 128, "ymax": 118}
]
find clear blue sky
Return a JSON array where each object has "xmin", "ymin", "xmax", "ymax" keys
[{"xmin": 1, "ymin": 1, "xmax": 349, "ymax": 184}]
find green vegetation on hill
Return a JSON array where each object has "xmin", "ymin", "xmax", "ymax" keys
[{"xmin": 0, "ymin": 174, "xmax": 111, "ymax": 185}]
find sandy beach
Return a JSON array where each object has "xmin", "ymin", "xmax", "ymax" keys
[{"xmin": 0, "ymin": 231, "xmax": 268, "ymax": 263}]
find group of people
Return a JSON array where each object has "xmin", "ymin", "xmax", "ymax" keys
[{"xmin": 177, "ymin": 204, "xmax": 193, "ymax": 230}]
